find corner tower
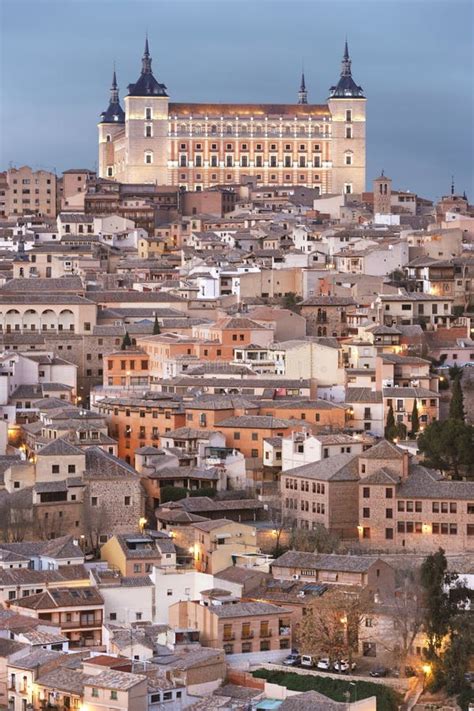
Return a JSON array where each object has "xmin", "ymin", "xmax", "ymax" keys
[
  {"xmin": 123, "ymin": 37, "xmax": 170, "ymax": 184},
  {"xmin": 98, "ymin": 69, "xmax": 125, "ymax": 179},
  {"xmin": 327, "ymin": 41, "xmax": 366, "ymax": 195}
]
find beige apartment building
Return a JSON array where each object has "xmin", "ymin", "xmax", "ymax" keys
[
  {"xmin": 169, "ymin": 600, "xmax": 292, "ymax": 656},
  {"xmin": 0, "ymin": 166, "xmax": 56, "ymax": 217},
  {"xmin": 98, "ymin": 39, "xmax": 366, "ymax": 194}
]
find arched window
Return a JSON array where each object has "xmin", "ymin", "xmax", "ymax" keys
[
  {"xmin": 226, "ymin": 124, "xmax": 233, "ymax": 135},
  {"xmin": 194, "ymin": 124, "xmax": 202, "ymax": 135},
  {"xmin": 210, "ymin": 124, "xmax": 217, "ymax": 135}
]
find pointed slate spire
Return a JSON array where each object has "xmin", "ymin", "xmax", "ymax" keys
[
  {"xmin": 128, "ymin": 36, "xmax": 168, "ymax": 97},
  {"xmin": 298, "ymin": 70, "xmax": 308, "ymax": 104},
  {"xmin": 100, "ymin": 65, "xmax": 125, "ymax": 124},
  {"xmin": 341, "ymin": 38, "xmax": 352, "ymax": 77},
  {"xmin": 142, "ymin": 34, "xmax": 152, "ymax": 74},
  {"xmin": 110, "ymin": 65, "xmax": 119, "ymax": 104},
  {"xmin": 328, "ymin": 38, "xmax": 364, "ymax": 99}
]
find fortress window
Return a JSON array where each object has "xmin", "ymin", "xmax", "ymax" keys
[
  {"xmin": 106, "ymin": 167, "xmax": 113, "ymax": 177},
  {"xmin": 344, "ymin": 184, "xmax": 353, "ymax": 194},
  {"xmin": 241, "ymin": 156, "xmax": 248, "ymax": 167},
  {"xmin": 106, "ymin": 134, "xmax": 111, "ymax": 143},
  {"xmin": 313, "ymin": 144, "xmax": 320, "ymax": 151},
  {"xmin": 270, "ymin": 156, "xmax": 277, "ymax": 167},
  {"xmin": 210, "ymin": 124, "xmax": 217, "ymax": 134},
  {"xmin": 241, "ymin": 143, "xmax": 248, "ymax": 150},
  {"xmin": 145, "ymin": 124, "xmax": 153, "ymax": 138},
  {"xmin": 195, "ymin": 155, "xmax": 202, "ymax": 167},
  {"xmin": 226, "ymin": 124, "xmax": 233, "ymax": 134},
  {"xmin": 195, "ymin": 143, "xmax": 202, "ymax": 150},
  {"xmin": 145, "ymin": 151, "xmax": 153, "ymax": 164},
  {"xmin": 346, "ymin": 127, "xmax": 352, "ymax": 139},
  {"xmin": 314, "ymin": 156, "xmax": 321, "ymax": 167},
  {"xmin": 255, "ymin": 156, "xmax": 263, "ymax": 167},
  {"xmin": 299, "ymin": 156, "xmax": 306, "ymax": 168},
  {"xmin": 285, "ymin": 125, "xmax": 292, "ymax": 134},
  {"xmin": 145, "ymin": 107, "xmax": 152, "ymax": 120},
  {"xmin": 226, "ymin": 156, "xmax": 233, "ymax": 167},
  {"xmin": 345, "ymin": 153, "xmax": 353, "ymax": 165},
  {"xmin": 270, "ymin": 144, "xmax": 277, "ymax": 151},
  {"xmin": 180, "ymin": 155, "xmax": 187, "ymax": 167},
  {"xmin": 210, "ymin": 156, "xmax": 218, "ymax": 167},
  {"xmin": 346, "ymin": 109, "xmax": 352, "ymax": 122},
  {"xmin": 284, "ymin": 156, "xmax": 291, "ymax": 167},
  {"xmin": 299, "ymin": 144, "xmax": 306, "ymax": 151}
]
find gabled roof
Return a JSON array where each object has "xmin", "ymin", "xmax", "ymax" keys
[
  {"xmin": 280, "ymin": 451, "xmax": 359, "ymax": 482},
  {"xmin": 36, "ymin": 438, "xmax": 84, "ymax": 458},
  {"xmin": 361, "ymin": 439, "xmax": 404, "ymax": 460}
]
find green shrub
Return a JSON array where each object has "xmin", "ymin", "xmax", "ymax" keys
[
  {"xmin": 160, "ymin": 486, "xmax": 189, "ymax": 503},
  {"xmin": 252, "ymin": 669, "xmax": 401, "ymax": 711}
]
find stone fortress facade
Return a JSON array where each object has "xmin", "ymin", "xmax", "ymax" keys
[{"xmin": 98, "ymin": 38, "xmax": 366, "ymax": 195}]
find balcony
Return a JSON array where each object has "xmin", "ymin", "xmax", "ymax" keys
[
  {"xmin": 223, "ymin": 634, "xmax": 235, "ymax": 641},
  {"xmin": 241, "ymin": 630, "xmax": 254, "ymax": 640},
  {"xmin": 60, "ymin": 619, "xmax": 102, "ymax": 629},
  {"xmin": 260, "ymin": 629, "xmax": 272, "ymax": 638}
]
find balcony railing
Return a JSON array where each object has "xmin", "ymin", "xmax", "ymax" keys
[
  {"xmin": 241, "ymin": 631, "xmax": 254, "ymax": 639},
  {"xmin": 223, "ymin": 634, "xmax": 235, "ymax": 641},
  {"xmin": 260, "ymin": 629, "xmax": 272, "ymax": 638},
  {"xmin": 60, "ymin": 619, "xmax": 102, "ymax": 629}
]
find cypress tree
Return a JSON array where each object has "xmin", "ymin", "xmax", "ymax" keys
[
  {"xmin": 153, "ymin": 314, "xmax": 161, "ymax": 335},
  {"xmin": 121, "ymin": 331, "xmax": 132, "ymax": 350},
  {"xmin": 410, "ymin": 399, "xmax": 420, "ymax": 438},
  {"xmin": 385, "ymin": 404, "xmax": 396, "ymax": 441},
  {"xmin": 449, "ymin": 375, "xmax": 465, "ymax": 422}
]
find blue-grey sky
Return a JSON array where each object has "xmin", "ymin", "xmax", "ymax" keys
[{"xmin": 1, "ymin": 0, "xmax": 473, "ymax": 200}]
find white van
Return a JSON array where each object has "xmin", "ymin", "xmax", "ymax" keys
[{"xmin": 300, "ymin": 654, "xmax": 315, "ymax": 668}]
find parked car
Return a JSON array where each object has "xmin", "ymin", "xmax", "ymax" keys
[
  {"xmin": 316, "ymin": 658, "xmax": 331, "ymax": 670},
  {"xmin": 283, "ymin": 653, "xmax": 301, "ymax": 667},
  {"xmin": 333, "ymin": 659, "xmax": 356, "ymax": 673},
  {"xmin": 393, "ymin": 666, "xmax": 416, "ymax": 678},
  {"xmin": 370, "ymin": 666, "xmax": 389, "ymax": 678},
  {"xmin": 301, "ymin": 655, "xmax": 316, "ymax": 668}
]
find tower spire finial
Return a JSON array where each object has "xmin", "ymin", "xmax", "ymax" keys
[
  {"xmin": 110, "ymin": 63, "xmax": 119, "ymax": 104},
  {"xmin": 341, "ymin": 37, "xmax": 352, "ymax": 77},
  {"xmin": 298, "ymin": 61, "xmax": 308, "ymax": 104},
  {"xmin": 451, "ymin": 175, "xmax": 455, "ymax": 196},
  {"xmin": 142, "ymin": 34, "xmax": 152, "ymax": 74}
]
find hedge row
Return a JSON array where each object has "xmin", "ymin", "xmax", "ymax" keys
[{"xmin": 252, "ymin": 669, "xmax": 401, "ymax": 711}]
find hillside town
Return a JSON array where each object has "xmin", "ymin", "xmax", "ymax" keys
[
  {"xmin": 0, "ymin": 15, "xmax": 473, "ymax": 710},
  {"xmin": 0, "ymin": 161, "xmax": 473, "ymax": 711}
]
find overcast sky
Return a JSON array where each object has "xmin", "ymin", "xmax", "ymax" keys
[{"xmin": 1, "ymin": 0, "xmax": 473, "ymax": 200}]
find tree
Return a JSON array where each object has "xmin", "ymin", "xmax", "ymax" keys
[
  {"xmin": 388, "ymin": 568, "xmax": 425, "ymax": 676},
  {"xmin": 418, "ymin": 419, "xmax": 474, "ymax": 479},
  {"xmin": 449, "ymin": 373, "xmax": 465, "ymax": 422},
  {"xmin": 385, "ymin": 405, "xmax": 396, "ymax": 441},
  {"xmin": 420, "ymin": 549, "xmax": 471, "ymax": 693},
  {"xmin": 410, "ymin": 400, "xmax": 419, "ymax": 438},
  {"xmin": 298, "ymin": 589, "xmax": 371, "ymax": 665},
  {"xmin": 0, "ymin": 496, "xmax": 32, "ymax": 543},
  {"xmin": 289, "ymin": 524, "xmax": 340, "ymax": 554},
  {"xmin": 282, "ymin": 292, "xmax": 301, "ymax": 314},
  {"xmin": 420, "ymin": 549, "xmax": 460, "ymax": 657},
  {"xmin": 442, "ymin": 614, "xmax": 474, "ymax": 696},
  {"xmin": 121, "ymin": 331, "xmax": 132, "ymax": 350},
  {"xmin": 83, "ymin": 499, "xmax": 112, "ymax": 556},
  {"xmin": 160, "ymin": 485, "xmax": 189, "ymax": 503},
  {"xmin": 266, "ymin": 495, "xmax": 296, "ymax": 557},
  {"xmin": 153, "ymin": 314, "xmax": 161, "ymax": 335}
]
